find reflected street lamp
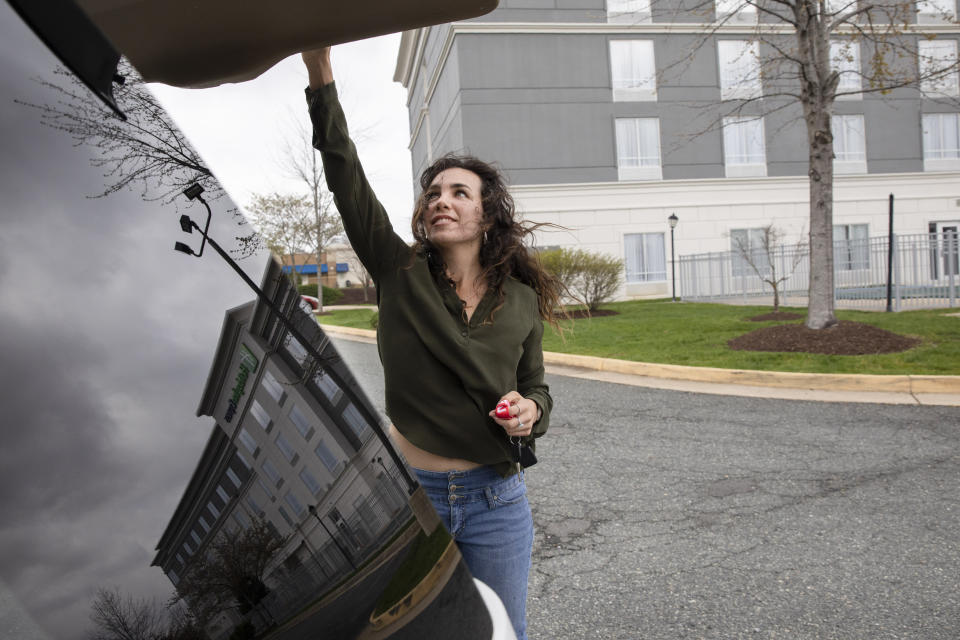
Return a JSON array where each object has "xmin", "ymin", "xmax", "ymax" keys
[
  {"xmin": 668, "ymin": 213, "xmax": 679, "ymax": 302},
  {"xmin": 308, "ymin": 504, "xmax": 358, "ymax": 570}
]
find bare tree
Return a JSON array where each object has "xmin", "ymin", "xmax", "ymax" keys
[
  {"xmin": 278, "ymin": 115, "xmax": 344, "ymax": 312},
  {"xmin": 172, "ymin": 517, "xmax": 284, "ymax": 624},
  {"xmin": 17, "ymin": 59, "xmax": 261, "ymax": 257},
  {"xmin": 731, "ymin": 224, "xmax": 808, "ymax": 311},
  {"xmin": 247, "ymin": 193, "xmax": 317, "ymax": 289},
  {"xmin": 345, "ymin": 253, "xmax": 374, "ymax": 302},
  {"xmin": 656, "ymin": 0, "xmax": 959, "ymax": 329},
  {"xmin": 87, "ymin": 588, "xmax": 202, "ymax": 640},
  {"xmin": 88, "ymin": 587, "xmax": 164, "ymax": 640}
]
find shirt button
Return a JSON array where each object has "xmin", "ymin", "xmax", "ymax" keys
[
  {"xmin": 448, "ymin": 495, "xmax": 456, "ymax": 503},
  {"xmin": 460, "ymin": 330, "xmax": 468, "ymax": 337}
]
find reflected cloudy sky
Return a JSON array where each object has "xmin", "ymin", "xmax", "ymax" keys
[{"xmin": 0, "ymin": 5, "xmax": 270, "ymax": 637}]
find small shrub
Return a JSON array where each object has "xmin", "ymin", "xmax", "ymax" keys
[
  {"xmin": 540, "ymin": 248, "xmax": 623, "ymax": 311},
  {"xmin": 369, "ymin": 312, "xmax": 379, "ymax": 329},
  {"xmin": 297, "ymin": 284, "xmax": 344, "ymax": 305}
]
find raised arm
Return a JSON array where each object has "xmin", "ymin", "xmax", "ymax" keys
[
  {"xmin": 302, "ymin": 48, "xmax": 408, "ymax": 281},
  {"xmin": 302, "ymin": 48, "xmax": 334, "ymax": 89}
]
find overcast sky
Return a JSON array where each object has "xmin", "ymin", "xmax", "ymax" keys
[
  {"xmin": 149, "ymin": 34, "xmax": 417, "ymax": 243},
  {"xmin": 0, "ymin": 6, "xmax": 412, "ymax": 638}
]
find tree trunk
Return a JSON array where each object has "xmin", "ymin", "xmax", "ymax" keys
[
  {"xmin": 316, "ymin": 218, "xmax": 324, "ymax": 315},
  {"xmin": 797, "ymin": 1, "xmax": 839, "ymax": 330},
  {"xmin": 805, "ymin": 110, "xmax": 838, "ymax": 329}
]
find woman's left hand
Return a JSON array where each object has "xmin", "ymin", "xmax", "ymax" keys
[{"xmin": 489, "ymin": 391, "xmax": 538, "ymax": 438}]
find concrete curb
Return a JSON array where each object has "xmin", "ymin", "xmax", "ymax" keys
[{"xmin": 319, "ymin": 324, "xmax": 960, "ymax": 396}]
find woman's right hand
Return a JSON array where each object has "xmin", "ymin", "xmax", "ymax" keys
[{"xmin": 302, "ymin": 47, "xmax": 333, "ymax": 89}]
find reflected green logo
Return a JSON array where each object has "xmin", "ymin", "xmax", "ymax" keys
[{"xmin": 225, "ymin": 344, "xmax": 259, "ymax": 423}]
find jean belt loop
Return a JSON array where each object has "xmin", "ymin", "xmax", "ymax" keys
[{"xmin": 483, "ymin": 486, "xmax": 496, "ymax": 509}]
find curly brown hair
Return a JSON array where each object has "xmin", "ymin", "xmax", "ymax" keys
[{"xmin": 410, "ymin": 153, "xmax": 566, "ymax": 330}]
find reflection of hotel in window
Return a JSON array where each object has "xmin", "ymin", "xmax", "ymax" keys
[{"xmin": 152, "ymin": 258, "xmax": 411, "ymax": 636}]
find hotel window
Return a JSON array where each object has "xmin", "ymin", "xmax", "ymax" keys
[
  {"xmin": 277, "ymin": 506, "xmax": 295, "ymax": 527},
  {"xmin": 247, "ymin": 494, "xmax": 263, "ymax": 516},
  {"xmin": 261, "ymin": 458, "xmax": 283, "ymax": 487},
  {"xmin": 182, "ymin": 541, "xmax": 193, "ymax": 556},
  {"xmin": 225, "ymin": 467, "xmax": 242, "ymax": 488},
  {"xmin": 257, "ymin": 477, "xmax": 275, "ymax": 499},
  {"xmin": 715, "ymin": 0, "xmax": 757, "ymax": 23},
  {"xmin": 607, "ymin": 0, "xmax": 651, "ymax": 23},
  {"xmin": 284, "ymin": 334, "xmax": 309, "ymax": 366},
  {"xmin": 313, "ymin": 370, "xmax": 342, "ymax": 402},
  {"xmin": 609, "ymin": 40, "xmax": 657, "ymax": 101},
  {"xmin": 722, "ymin": 117, "xmax": 767, "ymax": 177},
  {"xmin": 190, "ymin": 530, "xmax": 202, "ymax": 546},
  {"xmin": 275, "ymin": 432, "xmax": 298, "ymax": 464},
  {"xmin": 288, "ymin": 404, "xmax": 314, "ymax": 440},
  {"xmin": 919, "ymin": 40, "xmax": 959, "ymax": 98},
  {"xmin": 343, "ymin": 403, "xmax": 371, "ymax": 441},
  {"xmin": 624, "ymin": 233, "xmax": 666, "ymax": 282},
  {"xmin": 260, "ymin": 370, "xmax": 286, "ymax": 404},
  {"xmin": 830, "ymin": 41, "xmax": 862, "ymax": 99},
  {"xmin": 284, "ymin": 491, "xmax": 306, "ymax": 517},
  {"xmin": 248, "ymin": 400, "xmax": 272, "ymax": 432},
  {"xmin": 917, "ymin": 0, "xmax": 956, "ymax": 24},
  {"xmin": 207, "ymin": 500, "xmax": 220, "ymax": 519},
  {"xmin": 233, "ymin": 510, "xmax": 251, "ymax": 530},
  {"xmin": 730, "ymin": 228, "xmax": 768, "ymax": 277},
  {"xmin": 823, "ymin": 0, "xmax": 854, "ymax": 16},
  {"xmin": 198, "ymin": 516, "xmax": 211, "ymax": 533},
  {"xmin": 834, "ymin": 224, "xmax": 870, "ymax": 270},
  {"xmin": 922, "ymin": 113, "xmax": 960, "ymax": 170},
  {"xmin": 315, "ymin": 439, "xmax": 341, "ymax": 475},
  {"xmin": 718, "ymin": 40, "xmax": 762, "ymax": 100},
  {"xmin": 216, "ymin": 484, "xmax": 231, "ymax": 504},
  {"xmin": 167, "ymin": 569, "xmax": 179, "ymax": 586},
  {"xmin": 300, "ymin": 467, "xmax": 323, "ymax": 495},
  {"xmin": 615, "ymin": 118, "xmax": 662, "ymax": 181},
  {"xmin": 237, "ymin": 428, "xmax": 258, "ymax": 456},
  {"xmin": 832, "ymin": 115, "xmax": 867, "ymax": 174}
]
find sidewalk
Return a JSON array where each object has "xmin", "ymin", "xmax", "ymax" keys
[{"xmin": 319, "ymin": 324, "xmax": 960, "ymax": 407}]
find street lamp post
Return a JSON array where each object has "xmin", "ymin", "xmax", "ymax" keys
[
  {"xmin": 373, "ymin": 455, "xmax": 404, "ymax": 510},
  {"xmin": 668, "ymin": 213, "xmax": 679, "ymax": 302},
  {"xmin": 308, "ymin": 504, "xmax": 358, "ymax": 571}
]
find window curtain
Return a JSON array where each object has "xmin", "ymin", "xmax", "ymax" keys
[{"xmin": 625, "ymin": 233, "xmax": 666, "ymax": 282}]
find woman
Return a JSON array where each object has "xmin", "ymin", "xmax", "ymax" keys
[{"xmin": 302, "ymin": 47, "xmax": 564, "ymax": 640}]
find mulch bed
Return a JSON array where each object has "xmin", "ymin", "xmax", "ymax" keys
[
  {"xmin": 747, "ymin": 312, "xmax": 804, "ymax": 322},
  {"xmin": 728, "ymin": 320, "xmax": 921, "ymax": 356}
]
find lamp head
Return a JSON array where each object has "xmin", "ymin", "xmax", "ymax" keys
[
  {"xmin": 183, "ymin": 183, "xmax": 205, "ymax": 201},
  {"xmin": 174, "ymin": 242, "xmax": 195, "ymax": 256},
  {"xmin": 668, "ymin": 213, "xmax": 679, "ymax": 229},
  {"xmin": 179, "ymin": 215, "xmax": 194, "ymax": 233}
]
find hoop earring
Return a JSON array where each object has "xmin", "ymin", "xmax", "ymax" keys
[{"xmin": 483, "ymin": 231, "xmax": 488, "ymax": 245}]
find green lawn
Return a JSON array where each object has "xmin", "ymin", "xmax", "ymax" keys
[{"xmin": 319, "ymin": 301, "xmax": 960, "ymax": 375}]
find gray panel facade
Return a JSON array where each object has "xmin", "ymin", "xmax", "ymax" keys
[{"xmin": 406, "ymin": 4, "xmax": 959, "ymax": 189}]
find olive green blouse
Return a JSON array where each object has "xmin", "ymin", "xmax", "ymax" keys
[{"xmin": 306, "ymin": 82, "xmax": 552, "ymax": 476}]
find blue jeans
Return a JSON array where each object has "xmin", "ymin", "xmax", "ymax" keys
[{"xmin": 414, "ymin": 466, "xmax": 534, "ymax": 640}]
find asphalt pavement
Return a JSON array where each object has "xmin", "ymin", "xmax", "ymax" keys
[{"xmin": 329, "ymin": 335, "xmax": 960, "ymax": 640}]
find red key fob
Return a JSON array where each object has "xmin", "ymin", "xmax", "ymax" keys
[{"xmin": 495, "ymin": 400, "xmax": 511, "ymax": 419}]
